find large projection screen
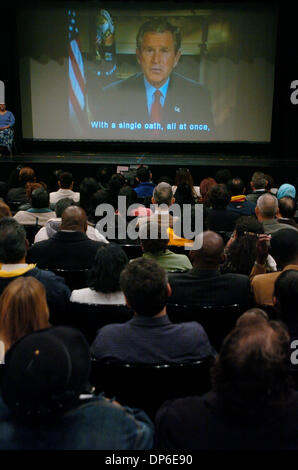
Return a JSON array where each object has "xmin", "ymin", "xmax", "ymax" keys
[{"xmin": 17, "ymin": 2, "xmax": 278, "ymax": 144}]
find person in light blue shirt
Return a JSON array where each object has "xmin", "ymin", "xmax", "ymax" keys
[{"xmin": 0, "ymin": 103, "xmax": 15, "ymax": 152}]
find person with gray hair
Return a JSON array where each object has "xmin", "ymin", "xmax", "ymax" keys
[
  {"xmin": 246, "ymin": 171, "xmax": 268, "ymax": 204},
  {"xmin": 255, "ymin": 193, "xmax": 297, "ymax": 235},
  {"xmin": 138, "ymin": 182, "xmax": 177, "ymax": 230}
]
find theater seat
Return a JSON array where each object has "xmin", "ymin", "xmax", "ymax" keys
[
  {"xmin": 90, "ymin": 357, "xmax": 214, "ymax": 419},
  {"xmin": 166, "ymin": 303, "xmax": 242, "ymax": 351},
  {"xmin": 58, "ymin": 302, "xmax": 134, "ymax": 344},
  {"xmin": 23, "ymin": 224, "xmax": 43, "ymax": 246},
  {"xmin": 44, "ymin": 268, "xmax": 89, "ymax": 291}
]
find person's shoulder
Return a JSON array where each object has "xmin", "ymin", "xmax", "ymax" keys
[
  {"xmin": 103, "ymin": 73, "xmax": 144, "ymax": 93},
  {"xmin": 252, "ymin": 271, "xmax": 280, "ymax": 285},
  {"xmin": 171, "ymin": 72, "xmax": 209, "ymax": 91},
  {"xmin": 220, "ymin": 271, "xmax": 250, "ymax": 285}
]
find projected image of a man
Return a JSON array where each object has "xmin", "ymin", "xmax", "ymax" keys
[{"xmin": 90, "ymin": 18, "xmax": 215, "ymax": 137}]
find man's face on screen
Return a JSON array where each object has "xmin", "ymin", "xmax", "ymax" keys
[{"xmin": 136, "ymin": 31, "xmax": 181, "ymax": 88}]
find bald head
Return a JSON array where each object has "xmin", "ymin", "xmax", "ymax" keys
[
  {"xmin": 60, "ymin": 206, "xmax": 87, "ymax": 232},
  {"xmin": 190, "ymin": 231, "xmax": 225, "ymax": 268}
]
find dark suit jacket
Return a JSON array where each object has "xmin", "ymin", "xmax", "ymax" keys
[
  {"xmin": 27, "ymin": 231, "xmax": 105, "ymax": 269},
  {"xmin": 168, "ymin": 268, "xmax": 252, "ymax": 310},
  {"xmin": 89, "ymin": 72, "xmax": 215, "ymax": 140}
]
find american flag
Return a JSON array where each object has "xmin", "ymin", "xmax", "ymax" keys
[{"xmin": 68, "ymin": 10, "xmax": 87, "ymax": 132}]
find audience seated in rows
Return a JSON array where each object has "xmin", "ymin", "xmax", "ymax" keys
[
  {"xmin": 13, "ymin": 188, "xmax": 55, "ymax": 226},
  {"xmin": 70, "ymin": 243, "xmax": 128, "ymax": 305},
  {"xmin": 34, "ymin": 198, "xmax": 108, "ymax": 244},
  {"xmin": 27, "ymin": 206, "xmax": 105, "ymax": 270},
  {"xmin": 91, "ymin": 257, "xmax": 215, "ymax": 363},
  {"xmin": 221, "ymin": 216, "xmax": 276, "ymax": 276},
  {"xmin": 138, "ymin": 221, "xmax": 192, "ymax": 272},
  {"xmin": 251, "ymin": 228, "xmax": 298, "ymax": 306},
  {"xmin": 0, "ymin": 327, "xmax": 154, "ymax": 450},
  {"xmin": 246, "ymin": 171, "xmax": 268, "ymax": 204},
  {"xmin": 0, "ymin": 276, "xmax": 50, "ymax": 360},
  {"xmin": 255, "ymin": 193, "xmax": 297, "ymax": 235},
  {"xmin": 0, "ymin": 218, "xmax": 70, "ymax": 318},
  {"xmin": 168, "ymin": 231, "xmax": 252, "ymax": 311},
  {"xmin": 155, "ymin": 317, "xmax": 298, "ymax": 450},
  {"xmin": 49, "ymin": 172, "xmax": 80, "ymax": 205},
  {"xmin": 226, "ymin": 177, "xmax": 256, "ymax": 216}
]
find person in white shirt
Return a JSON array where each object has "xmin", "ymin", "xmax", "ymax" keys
[
  {"xmin": 70, "ymin": 243, "xmax": 128, "ymax": 305},
  {"xmin": 49, "ymin": 172, "xmax": 80, "ymax": 205}
]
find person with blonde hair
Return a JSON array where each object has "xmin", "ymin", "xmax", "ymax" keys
[{"xmin": 0, "ymin": 276, "xmax": 50, "ymax": 357}]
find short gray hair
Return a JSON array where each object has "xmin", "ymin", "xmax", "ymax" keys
[
  {"xmin": 257, "ymin": 193, "xmax": 278, "ymax": 218},
  {"xmin": 153, "ymin": 182, "xmax": 173, "ymax": 206}
]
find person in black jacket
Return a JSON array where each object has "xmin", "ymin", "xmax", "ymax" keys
[{"xmin": 27, "ymin": 206, "xmax": 105, "ymax": 270}]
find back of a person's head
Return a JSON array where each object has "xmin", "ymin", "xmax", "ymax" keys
[
  {"xmin": 59, "ymin": 172, "xmax": 73, "ymax": 189},
  {"xmin": 175, "ymin": 168, "xmax": 194, "ymax": 188},
  {"xmin": 234, "ymin": 216, "xmax": 264, "ymax": 237},
  {"xmin": 223, "ymin": 217, "xmax": 264, "ymax": 275},
  {"xmin": 270, "ymin": 229, "xmax": 298, "ymax": 269},
  {"xmin": 191, "ymin": 231, "xmax": 224, "ymax": 268},
  {"xmin": 278, "ymin": 197, "xmax": 296, "ymax": 219},
  {"xmin": 174, "ymin": 183, "xmax": 195, "ymax": 206},
  {"xmin": 0, "ymin": 201, "xmax": 12, "ymax": 219},
  {"xmin": 31, "ymin": 188, "xmax": 49, "ymax": 209},
  {"xmin": 264, "ymin": 174, "xmax": 275, "ymax": 191},
  {"xmin": 211, "ymin": 321, "xmax": 290, "ymax": 417},
  {"xmin": 19, "ymin": 167, "xmax": 35, "ymax": 185},
  {"xmin": 79, "ymin": 177, "xmax": 98, "ymax": 197},
  {"xmin": 153, "ymin": 182, "xmax": 173, "ymax": 206},
  {"xmin": 215, "ymin": 168, "xmax": 232, "ymax": 185},
  {"xmin": 0, "ymin": 276, "xmax": 50, "ymax": 348},
  {"xmin": 199, "ymin": 177, "xmax": 217, "ymax": 205},
  {"xmin": 137, "ymin": 166, "xmax": 151, "ymax": 183},
  {"xmin": 227, "ymin": 177, "xmax": 245, "ymax": 196},
  {"xmin": 139, "ymin": 221, "xmax": 169, "ymax": 254},
  {"xmin": 88, "ymin": 243, "xmax": 128, "ymax": 293},
  {"xmin": 120, "ymin": 257, "xmax": 168, "ymax": 317},
  {"xmin": 257, "ymin": 193, "xmax": 278, "ymax": 218},
  {"xmin": 60, "ymin": 206, "xmax": 87, "ymax": 231},
  {"xmin": 119, "ymin": 185, "xmax": 138, "ymax": 208},
  {"xmin": 208, "ymin": 184, "xmax": 231, "ymax": 209},
  {"xmin": 0, "ymin": 326, "xmax": 91, "ymax": 422},
  {"xmin": 108, "ymin": 173, "xmax": 126, "ymax": 194},
  {"xmin": 25, "ymin": 182, "xmax": 44, "ymax": 201},
  {"xmin": 236, "ymin": 308, "xmax": 269, "ymax": 327},
  {"xmin": 96, "ymin": 166, "xmax": 114, "ymax": 185},
  {"xmin": 0, "ymin": 218, "xmax": 26, "ymax": 263},
  {"xmin": 251, "ymin": 171, "xmax": 267, "ymax": 190},
  {"xmin": 274, "ymin": 269, "xmax": 298, "ymax": 321},
  {"xmin": 55, "ymin": 198, "xmax": 76, "ymax": 218},
  {"xmin": 277, "ymin": 183, "xmax": 296, "ymax": 200}
]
